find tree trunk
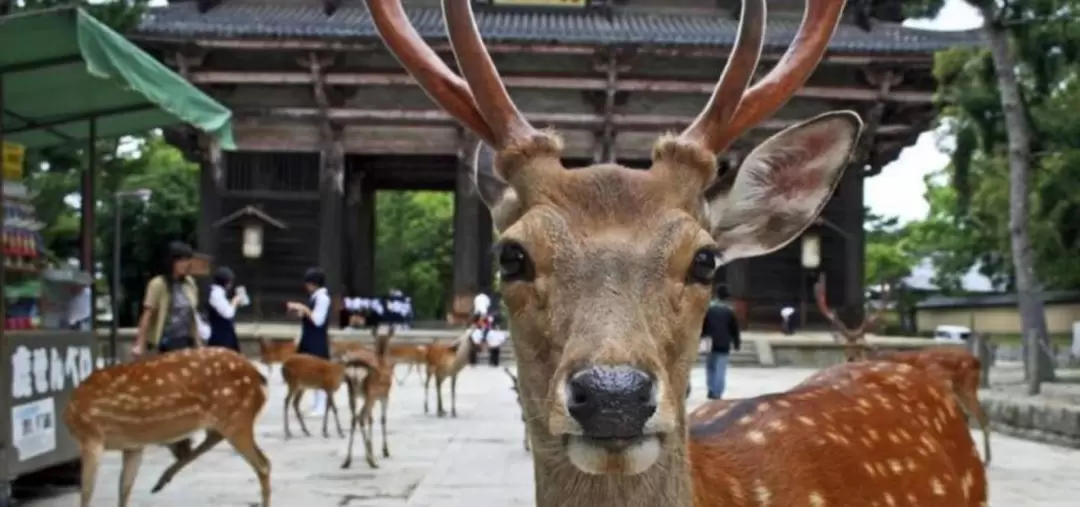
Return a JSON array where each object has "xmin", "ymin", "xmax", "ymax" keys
[{"xmin": 975, "ymin": 2, "xmax": 1056, "ymax": 391}]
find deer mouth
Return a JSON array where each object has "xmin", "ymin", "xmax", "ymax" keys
[{"xmin": 564, "ymin": 433, "xmax": 663, "ymax": 475}]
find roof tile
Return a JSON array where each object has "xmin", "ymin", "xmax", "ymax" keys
[{"xmin": 136, "ymin": 3, "xmax": 982, "ymax": 54}]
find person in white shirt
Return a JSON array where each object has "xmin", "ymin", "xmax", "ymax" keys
[
  {"xmin": 205, "ymin": 267, "xmax": 246, "ymax": 351},
  {"xmin": 473, "ymin": 292, "xmax": 491, "ymax": 321},
  {"xmin": 780, "ymin": 305, "xmax": 796, "ymax": 335},
  {"xmin": 66, "ymin": 284, "xmax": 93, "ymax": 330},
  {"xmin": 287, "ymin": 267, "xmax": 332, "ymax": 416}
]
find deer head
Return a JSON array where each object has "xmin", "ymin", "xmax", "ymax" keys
[
  {"xmin": 365, "ymin": 0, "xmax": 856, "ymax": 503},
  {"xmin": 814, "ymin": 272, "xmax": 891, "ymax": 362}
]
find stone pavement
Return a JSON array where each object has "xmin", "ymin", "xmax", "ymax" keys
[{"xmin": 22, "ymin": 365, "xmax": 1080, "ymax": 506}]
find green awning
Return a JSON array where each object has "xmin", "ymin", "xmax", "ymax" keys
[{"xmin": 0, "ymin": 7, "xmax": 235, "ymax": 149}]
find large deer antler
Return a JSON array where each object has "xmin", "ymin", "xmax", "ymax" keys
[{"xmin": 365, "ymin": 0, "xmax": 844, "ymax": 157}]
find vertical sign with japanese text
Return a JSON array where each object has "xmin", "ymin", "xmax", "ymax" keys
[{"xmin": 8, "ymin": 344, "xmax": 95, "ymax": 462}]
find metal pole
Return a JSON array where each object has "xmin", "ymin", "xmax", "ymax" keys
[
  {"xmin": 110, "ymin": 194, "xmax": 121, "ymax": 364},
  {"xmin": 83, "ymin": 118, "xmax": 96, "ymax": 333}
]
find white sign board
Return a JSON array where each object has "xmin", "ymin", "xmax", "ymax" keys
[
  {"xmin": 10, "ymin": 345, "xmax": 94, "ymax": 401},
  {"xmin": 1072, "ymin": 321, "xmax": 1080, "ymax": 357},
  {"xmin": 10, "ymin": 398, "xmax": 57, "ymax": 461}
]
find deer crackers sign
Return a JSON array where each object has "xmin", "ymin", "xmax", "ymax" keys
[{"xmin": 8, "ymin": 343, "xmax": 95, "ymax": 462}]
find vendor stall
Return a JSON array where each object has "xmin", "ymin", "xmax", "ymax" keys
[{"xmin": 0, "ymin": 7, "xmax": 234, "ymax": 502}]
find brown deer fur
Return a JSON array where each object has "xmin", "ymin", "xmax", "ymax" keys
[
  {"xmin": 361, "ymin": 0, "xmax": 987, "ymax": 505},
  {"xmin": 423, "ymin": 329, "xmax": 473, "ymax": 417},
  {"xmin": 64, "ymin": 347, "xmax": 271, "ymax": 507},
  {"xmin": 389, "ymin": 342, "xmax": 428, "ymax": 385},
  {"xmin": 280, "ymin": 353, "xmax": 348, "ymax": 439},
  {"xmin": 341, "ymin": 334, "xmax": 396, "ymax": 468},
  {"xmin": 815, "ymin": 274, "xmax": 992, "ymax": 465}
]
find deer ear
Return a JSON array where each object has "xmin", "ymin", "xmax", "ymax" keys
[
  {"xmin": 472, "ymin": 142, "xmax": 523, "ymax": 231},
  {"xmin": 708, "ymin": 111, "xmax": 862, "ymax": 261}
]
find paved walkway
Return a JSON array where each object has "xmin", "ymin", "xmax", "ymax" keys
[{"xmin": 23, "ymin": 365, "xmax": 1080, "ymax": 506}]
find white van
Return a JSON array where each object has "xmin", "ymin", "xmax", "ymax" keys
[{"xmin": 933, "ymin": 325, "xmax": 971, "ymax": 343}]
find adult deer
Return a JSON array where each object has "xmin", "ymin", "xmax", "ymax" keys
[
  {"xmin": 364, "ymin": 0, "xmax": 986, "ymax": 505},
  {"xmin": 64, "ymin": 347, "xmax": 271, "ymax": 507},
  {"xmin": 815, "ymin": 273, "xmax": 992, "ymax": 464},
  {"xmin": 389, "ymin": 342, "xmax": 428, "ymax": 385},
  {"xmin": 422, "ymin": 328, "xmax": 473, "ymax": 417},
  {"xmin": 341, "ymin": 332, "xmax": 396, "ymax": 468},
  {"xmin": 281, "ymin": 353, "xmax": 350, "ymax": 439}
]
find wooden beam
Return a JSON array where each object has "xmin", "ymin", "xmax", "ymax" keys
[
  {"xmin": 237, "ymin": 107, "xmax": 914, "ymax": 135},
  {"xmin": 187, "ymin": 71, "xmax": 936, "ymax": 103},
  {"xmin": 134, "ymin": 37, "xmax": 935, "ymax": 65},
  {"xmin": 859, "ymin": 68, "xmax": 904, "ymax": 177},
  {"xmin": 599, "ymin": 51, "xmax": 618, "ymax": 163}
]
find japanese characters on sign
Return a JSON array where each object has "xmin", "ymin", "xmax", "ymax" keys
[{"xmin": 10, "ymin": 345, "xmax": 95, "ymax": 400}]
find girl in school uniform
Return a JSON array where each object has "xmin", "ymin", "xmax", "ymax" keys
[
  {"xmin": 206, "ymin": 266, "xmax": 245, "ymax": 352},
  {"xmin": 286, "ymin": 267, "xmax": 332, "ymax": 416}
]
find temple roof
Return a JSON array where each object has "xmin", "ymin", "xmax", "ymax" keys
[{"xmin": 136, "ymin": 3, "xmax": 981, "ymax": 55}]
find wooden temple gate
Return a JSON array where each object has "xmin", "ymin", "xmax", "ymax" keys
[{"xmin": 135, "ymin": 0, "xmax": 978, "ymax": 326}]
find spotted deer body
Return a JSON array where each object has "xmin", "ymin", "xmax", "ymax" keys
[
  {"xmin": 815, "ymin": 274, "xmax": 992, "ymax": 464},
  {"xmin": 422, "ymin": 329, "xmax": 473, "ymax": 417},
  {"xmin": 341, "ymin": 334, "xmax": 396, "ymax": 468},
  {"xmin": 64, "ymin": 347, "xmax": 271, "ymax": 507},
  {"xmin": 281, "ymin": 353, "xmax": 349, "ymax": 439},
  {"xmin": 362, "ymin": 0, "xmax": 986, "ymax": 505}
]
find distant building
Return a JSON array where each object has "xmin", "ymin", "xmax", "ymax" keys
[{"xmin": 915, "ymin": 291, "xmax": 1080, "ymax": 335}]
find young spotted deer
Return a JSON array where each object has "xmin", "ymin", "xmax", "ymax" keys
[
  {"xmin": 64, "ymin": 347, "xmax": 271, "ymax": 507},
  {"xmin": 815, "ymin": 273, "xmax": 992, "ymax": 464},
  {"xmin": 422, "ymin": 328, "xmax": 473, "ymax": 417},
  {"xmin": 503, "ymin": 367, "xmax": 531, "ymax": 452},
  {"xmin": 363, "ymin": 0, "xmax": 987, "ymax": 505},
  {"xmin": 281, "ymin": 353, "xmax": 348, "ymax": 439},
  {"xmin": 341, "ymin": 333, "xmax": 396, "ymax": 468}
]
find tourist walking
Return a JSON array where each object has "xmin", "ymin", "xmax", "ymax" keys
[
  {"xmin": 287, "ymin": 267, "xmax": 332, "ymax": 416},
  {"xmin": 701, "ymin": 287, "xmax": 741, "ymax": 400},
  {"xmin": 131, "ymin": 241, "xmax": 201, "ymax": 357},
  {"xmin": 206, "ymin": 266, "xmax": 246, "ymax": 352}
]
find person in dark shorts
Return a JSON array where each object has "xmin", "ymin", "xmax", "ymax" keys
[{"xmin": 132, "ymin": 241, "xmax": 201, "ymax": 357}]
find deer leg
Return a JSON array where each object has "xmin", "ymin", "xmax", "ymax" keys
[
  {"xmin": 291, "ymin": 389, "xmax": 311, "ymax": 437},
  {"xmin": 380, "ymin": 397, "xmax": 390, "ymax": 458},
  {"xmin": 436, "ymin": 377, "xmax": 446, "ymax": 418},
  {"xmin": 150, "ymin": 432, "xmax": 226, "ymax": 493},
  {"xmin": 423, "ymin": 369, "xmax": 433, "ymax": 414},
  {"xmin": 283, "ymin": 388, "xmax": 293, "ymax": 439},
  {"xmin": 78, "ymin": 440, "xmax": 104, "ymax": 507},
  {"xmin": 328, "ymin": 388, "xmax": 345, "ymax": 438},
  {"xmin": 965, "ymin": 391, "xmax": 992, "ymax": 465},
  {"xmin": 222, "ymin": 426, "xmax": 272, "ymax": 507},
  {"xmin": 360, "ymin": 401, "xmax": 378, "ymax": 469},
  {"xmin": 450, "ymin": 374, "xmax": 458, "ymax": 418},
  {"xmin": 117, "ymin": 448, "xmax": 144, "ymax": 507},
  {"xmin": 341, "ymin": 405, "xmax": 361, "ymax": 469},
  {"xmin": 321, "ymin": 389, "xmax": 333, "ymax": 438}
]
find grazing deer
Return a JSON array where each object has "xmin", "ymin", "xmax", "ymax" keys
[
  {"xmin": 363, "ymin": 0, "xmax": 988, "ymax": 505},
  {"xmin": 281, "ymin": 353, "xmax": 348, "ymax": 439},
  {"xmin": 389, "ymin": 342, "xmax": 428, "ymax": 385},
  {"xmin": 64, "ymin": 347, "xmax": 271, "ymax": 507},
  {"xmin": 815, "ymin": 273, "xmax": 992, "ymax": 464},
  {"xmin": 812, "ymin": 272, "xmax": 891, "ymax": 362},
  {"xmin": 423, "ymin": 328, "xmax": 473, "ymax": 417},
  {"xmin": 341, "ymin": 333, "xmax": 396, "ymax": 469},
  {"xmin": 503, "ymin": 367, "xmax": 531, "ymax": 452}
]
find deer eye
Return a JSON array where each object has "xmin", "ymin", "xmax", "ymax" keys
[
  {"xmin": 497, "ymin": 241, "xmax": 534, "ymax": 282},
  {"xmin": 687, "ymin": 248, "xmax": 722, "ymax": 285}
]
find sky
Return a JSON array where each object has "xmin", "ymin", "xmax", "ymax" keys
[{"xmin": 868, "ymin": 0, "xmax": 984, "ymax": 223}]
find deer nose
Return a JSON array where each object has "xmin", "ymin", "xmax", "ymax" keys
[{"xmin": 566, "ymin": 365, "xmax": 657, "ymax": 439}]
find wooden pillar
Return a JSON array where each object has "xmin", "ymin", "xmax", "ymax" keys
[
  {"xmin": 318, "ymin": 124, "xmax": 345, "ymax": 295},
  {"xmin": 476, "ymin": 197, "xmax": 494, "ymax": 295},
  {"xmin": 196, "ymin": 134, "xmax": 222, "ymax": 266},
  {"xmin": 345, "ymin": 168, "xmax": 376, "ymax": 296},
  {"xmin": 841, "ymin": 163, "xmax": 866, "ymax": 325},
  {"xmin": 452, "ymin": 151, "xmax": 482, "ymax": 311}
]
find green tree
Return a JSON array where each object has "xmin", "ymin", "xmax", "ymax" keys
[{"xmin": 374, "ymin": 191, "xmax": 454, "ymax": 320}]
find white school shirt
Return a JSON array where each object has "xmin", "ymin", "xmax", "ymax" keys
[
  {"xmin": 309, "ymin": 287, "xmax": 331, "ymax": 327},
  {"xmin": 473, "ymin": 293, "xmax": 491, "ymax": 315},
  {"xmin": 209, "ymin": 285, "xmax": 236, "ymax": 320}
]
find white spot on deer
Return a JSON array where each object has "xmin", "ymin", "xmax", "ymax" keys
[
  {"xmin": 863, "ymin": 463, "xmax": 876, "ymax": 477},
  {"xmin": 766, "ymin": 420, "xmax": 786, "ymax": 432},
  {"xmin": 809, "ymin": 491, "xmax": 826, "ymax": 506},
  {"xmin": 930, "ymin": 478, "xmax": 946, "ymax": 496},
  {"xmin": 753, "ymin": 481, "xmax": 771, "ymax": 506},
  {"xmin": 797, "ymin": 416, "xmax": 815, "ymax": 427},
  {"xmin": 888, "ymin": 460, "xmax": 903, "ymax": 474},
  {"xmin": 883, "ymin": 492, "xmax": 896, "ymax": 506},
  {"xmin": 738, "ymin": 415, "xmax": 754, "ymax": 425},
  {"xmin": 746, "ymin": 431, "xmax": 766, "ymax": 444}
]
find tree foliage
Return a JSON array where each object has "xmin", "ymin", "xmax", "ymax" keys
[
  {"xmin": 374, "ymin": 191, "xmax": 455, "ymax": 321},
  {"xmin": 867, "ymin": 0, "xmax": 1080, "ymax": 292}
]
